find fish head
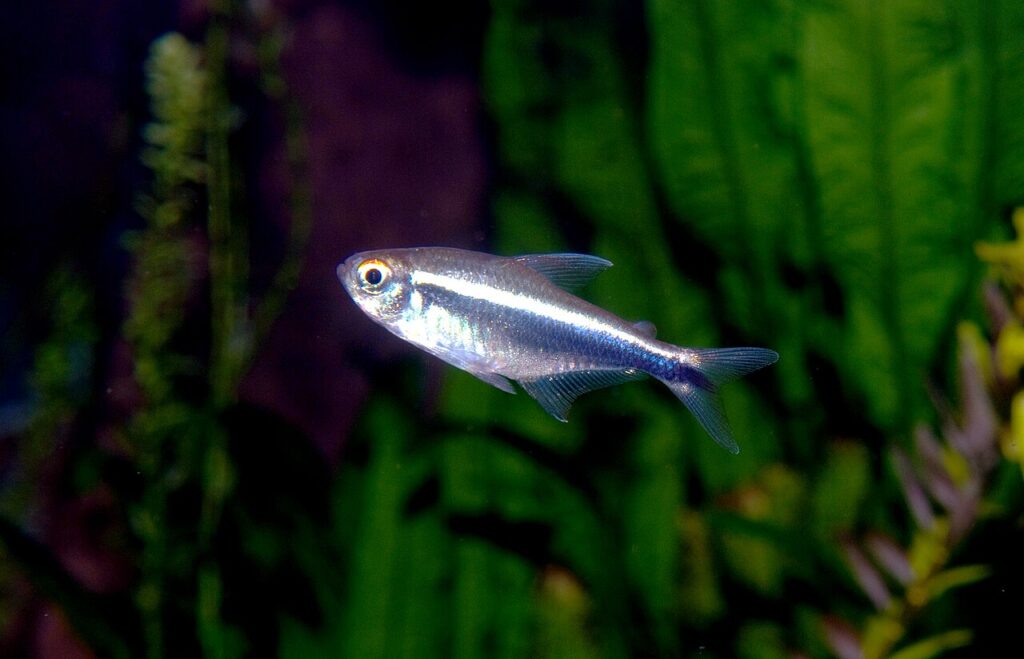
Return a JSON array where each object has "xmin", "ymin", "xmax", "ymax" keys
[{"xmin": 338, "ymin": 250, "xmax": 414, "ymax": 323}]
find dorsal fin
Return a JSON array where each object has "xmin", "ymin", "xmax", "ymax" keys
[
  {"xmin": 513, "ymin": 253, "xmax": 613, "ymax": 292},
  {"xmin": 632, "ymin": 320, "xmax": 657, "ymax": 338}
]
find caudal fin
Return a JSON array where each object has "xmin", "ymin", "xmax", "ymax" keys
[{"xmin": 659, "ymin": 347, "xmax": 778, "ymax": 454}]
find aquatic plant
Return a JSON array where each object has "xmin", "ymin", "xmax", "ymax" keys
[
  {"xmin": 125, "ymin": 10, "xmax": 311, "ymax": 657},
  {"xmin": 3, "ymin": 2, "xmax": 1023, "ymax": 658},
  {"xmin": 818, "ymin": 212, "xmax": 1024, "ymax": 657},
  {"xmin": 281, "ymin": 2, "xmax": 1024, "ymax": 658}
]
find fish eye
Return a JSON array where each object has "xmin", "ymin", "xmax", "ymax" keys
[{"xmin": 357, "ymin": 259, "xmax": 392, "ymax": 293}]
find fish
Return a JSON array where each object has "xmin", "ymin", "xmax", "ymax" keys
[{"xmin": 337, "ymin": 247, "xmax": 778, "ymax": 453}]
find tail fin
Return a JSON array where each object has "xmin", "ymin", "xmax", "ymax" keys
[{"xmin": 659, "ymin": 347, "xmax": 778, "ymax": 454}]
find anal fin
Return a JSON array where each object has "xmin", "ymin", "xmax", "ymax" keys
[{"xmin": 520, "ymin": 369, "xmax": 646, "ymax": 421}]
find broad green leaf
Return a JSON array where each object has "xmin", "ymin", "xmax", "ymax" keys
[
  {"xmin": 714, "ymin": 465, "xmax": 805, "ymax": 596},
  {"xmin": 647, "ymin": 0, "xmax": 821, "ymax": 418},
  {"xmin": 621, "ymin": 406, "xmax": 685, "ymax": 651},
  {"xmin": 335, "ymin": 399, "xmax": 413, "ymax": 658},
  {"xmin": 811, "ymin": 441, "xmax": 871, "ymax": 538},
  {"xmin": 676, "ymin": 511, "xmax": 726, "ymax": 627},
  {"xmin": 647, "ymin": 0, "xmax": 1022, "ymax": 437},
  {"xmin": 800, "ymin": 1, "xmax": 987, "ymax": 431},
  {"xmin": 736, "ymin": 622, "xmax": 789, "ymax": 659}
]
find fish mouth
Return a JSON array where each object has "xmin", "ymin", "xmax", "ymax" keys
[
  {"xmin": 336, "ymin": 255, "xmax": 362, "ymax": 296},
  {"xmin": 335, "ymin": 260, "xmax": 351, "ymax": 285},
  {"xmin": 337, "ymin": 251, "xmax": 380, "ymax": 298}
]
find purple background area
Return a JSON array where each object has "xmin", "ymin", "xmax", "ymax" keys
[
  {"xmin": 0, "ymin": 2, "xmax": 489, "ymax": 653},
  {"xmin": 243, "ymin": 2, "xmax": 486, "ymax": 460},
  {"xmin": 1, "ymin": 0, "xmax": 489, "ymax": 458}
]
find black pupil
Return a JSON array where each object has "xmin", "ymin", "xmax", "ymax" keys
[{"xmin": 364, "ymin": 268, "xmax": 383, "ymax": 285}]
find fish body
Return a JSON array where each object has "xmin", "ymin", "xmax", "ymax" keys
[{"xmin": 338, "ymin": 247, "xmax": 777, "ymax": 453}]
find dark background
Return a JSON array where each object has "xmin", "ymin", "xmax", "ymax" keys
[{"xmin": 2, "ymin": 1, "xmax": 1023, "ymax": 658}]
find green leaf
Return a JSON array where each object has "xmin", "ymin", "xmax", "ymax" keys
[
  {"xmin": 736, "ymin": 622, "xmax": 789, "ymax": 659},
  {"xmin": 647, "ymin": 0, "xmax": 1023, "ymax": 438},
  {"xmin": 888, "ymin": 630, "xmax": 973, "ymax": 659},
  {"xmin": 621, "ymin": 407, "xmax": 686, "ymax": 650},
  {"xmin": 924, "ymin": 564, "xmax": 991, "ymax": 601},
  {"xmin": 811, "ymin": 441, "xmax": 871, "ymax": 538},
  {"xmin": 800, "ymin": 1, "xmax": 986, "ymax": 431},
  {"xmin": 676, "ymin": 511, "xmax": 726, "ymax": 627},
  {"xmin": 713, "ymin": 466, "xmax": 806, "ymax": 597},
  {"xmin": 646, "ymin": 0, "xmax": 822, "ymax": 418},
  {"xmin": 321, "ymin": 2, "xmax": 1024, "ymax": 658},
  {"xmin": 335, "ymin": 399, "xmax": 411, "ymax": 658}
]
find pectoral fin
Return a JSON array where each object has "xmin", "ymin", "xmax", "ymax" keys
[
  {"xmin": 470, "ymin": 370, "xmax": 516, "ymax": 394},
  {"xmin": 422, "ymin": 345, "xmax": 516, "ymax": 394}
]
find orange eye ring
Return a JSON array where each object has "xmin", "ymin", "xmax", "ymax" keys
[{"xmin": 357, "ymin": 259, "xmax": 392, "ymax": 293}]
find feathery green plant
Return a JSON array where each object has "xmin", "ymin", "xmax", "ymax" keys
[
  {"xmin": 126, "ymin": 10, "xmax": 312, "ymax": 656},
  {"xmin": 128, "ymin": 31, "xmax": 237, "ymax": 659}
]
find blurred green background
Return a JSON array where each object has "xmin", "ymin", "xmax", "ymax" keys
[{"xmin": 2, "ymin": 1, "xmax": 1024, "ymax": 657}]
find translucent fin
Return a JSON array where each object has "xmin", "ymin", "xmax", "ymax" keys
[
  {"xmin": 633, "ymin": 320, "xmax": 657, "ymax": 338},
  {"xmin": 470, "ymin": 371, "xmax": 516, "ymax": 394},
  {"xmin": 520, "ymin": 369, "xmax": 646, "ymax": 421},
  {"xmin": 513, "ymin": 253, "xmax": 613, "ymax": 292},
  {"xmin": 421, "ymin": 345, "xmax": 516, "ymax": 393},
  {"xmin": 690, "ymin": 347, "xmax": 779, "ymax": 383},
  {"xmin": 674, "ymin": 383, "xmax": 741, "ymax": 454},
  {"xmin": 660, "ymin": 347, "xmax": 778, "ymax": 454}
]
